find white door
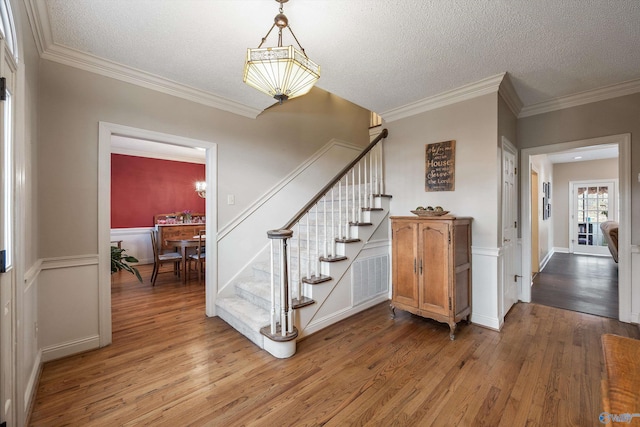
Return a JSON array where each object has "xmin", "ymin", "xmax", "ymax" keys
[
  {"xmin": 569, "ymin": 180, "xmax": 617, "ymax": 256},
  {"xmin": 501, "ymin": 137, "xmax": 518, "ymax": 316},
  {"xmin": 0, "ymin": 32, "xmax": 16, "ymax": 427}
]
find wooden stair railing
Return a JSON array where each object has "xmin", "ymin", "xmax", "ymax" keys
[{"xmin": 263, "ymin": 129, "xmax": 389, "ymax": 342}]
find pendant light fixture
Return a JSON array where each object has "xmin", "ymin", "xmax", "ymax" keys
[{"xmin": 243, "ymin": 0, "xmax": 320, "ymax": 103}]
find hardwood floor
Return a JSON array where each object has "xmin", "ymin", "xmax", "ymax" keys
[
  {"xmin": 29, "ymin": 264, "xmax": 639, "ymax": 426},
  {"xmin": 532, "ymin": 253, "xmax": 618, "ymax": 318}
]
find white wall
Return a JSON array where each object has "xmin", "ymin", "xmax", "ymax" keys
[
  {"xmin": 530, "ymin": 154, "xmax": 553, "ymax": 265},
  {"xmin": 385, "ymin": 93, "xmax": 503, "ymax": 329}
]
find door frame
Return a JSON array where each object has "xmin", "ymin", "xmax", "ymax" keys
[
  {"xmin": 98, "ymin": 122, "xmax": 218, "ymax": 347},
  {"xmin": 568, "ymin": 179, "xmax": 617, "ymax": 256},
  {"xmin": 530, "ymin": 169, "xmax": 540, "ymax": 273},
  {"xmin": 520, "ymin": 134, "xmax": 631, "ymax": 322}
]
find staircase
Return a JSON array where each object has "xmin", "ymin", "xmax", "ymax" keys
[{"xmin": 216, "ymin": 129, "xmax": 390, "ymax": 358}]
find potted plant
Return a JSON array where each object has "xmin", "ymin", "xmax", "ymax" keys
[{"xmin": 111, "ymin": 246, "xmax": 142, "ymax": 282}]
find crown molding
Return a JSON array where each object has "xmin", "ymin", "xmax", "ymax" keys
[
  {"xmin": 519, "ymin": 77, "xmax": 640, "ymax": 118},
  {"xmin": 380, "ymin": 73, "xmax": 507, "ymax": 123},
  {"xmin": 24, "ymin": 0, "xmax": 263, "ymax": 119},
  {"xmin": 498, "ymin": 73, "xmax": 523, "ymax": 117},
  {"xmin": 24, "ymin": 0, "xmax": 48, "ymax": 55}
]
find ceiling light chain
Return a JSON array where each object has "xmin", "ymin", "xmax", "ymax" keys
[{"xmin": 243, "ymin": 0, "xmax": 320, "ymax": 104}]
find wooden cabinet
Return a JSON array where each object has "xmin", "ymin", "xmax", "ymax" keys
[{"xmin": 390, "ymin": 216, "xmax": 472, "ymax": 340}]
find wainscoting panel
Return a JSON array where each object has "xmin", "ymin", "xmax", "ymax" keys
[
  {"xmin": 38, "ymin": 256, "xmax": 101, "ymax": 362},
  {"xmin": 110, "ymin": 227, "xmax": 155, "ymax": 265},
  {"xmin": 471, "ymin": 246, "xmax": 501, "ymax": 330}
]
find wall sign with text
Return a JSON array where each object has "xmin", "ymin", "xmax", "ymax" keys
[{"xmin": 425, "ymin": 140, "xmax": 455, "ymax": 192}]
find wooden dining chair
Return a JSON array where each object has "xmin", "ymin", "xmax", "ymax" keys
[
  {"xmin": 150, "ymin": 230, "xmax": 182, "ymax": 286},
  {"xmin": 188, "ymin": 229, "xmax": 206, "ymax": 284}
]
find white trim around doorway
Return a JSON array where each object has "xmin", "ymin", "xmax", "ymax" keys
[
  {"xmin": 98, "ymin": 122, "xmax": 218, "ymax": 347},
  {"xmin": 520, "ymin": 134, "xmax": 631, "ymax": 323}
]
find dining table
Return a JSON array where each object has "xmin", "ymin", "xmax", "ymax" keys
[{"xmin": 165, "ymin": 236, "xmax": 205, "ymax": 283}]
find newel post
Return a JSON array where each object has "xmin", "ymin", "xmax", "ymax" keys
[{"xmin": 266, "ymin": 229, "xmax": 295, "ymax": 336}]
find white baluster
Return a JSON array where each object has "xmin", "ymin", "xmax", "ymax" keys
[
  {"xmin": 296, "ymin": 222, "xmax": 300, "ymax": 301},
  {"xmin": 306, "ymin": 211, "xmax": 310, "ymax": 279},
  {"xmin": 331, "ymin": 187, "xmax": 336, "ymax": 256},
  {"xmin": 287, "ymin": 240, "xmax": 293, "ymax": 334},
  {"xmin": 358, "ymin": 162, "xmax": 362, "ymax": 223},
  {"xmin": 380, "ymin": 142, "xmax": 385, "ymax": 195},
  {"xmin": 315, "ymin": 205, "xmax": 320, "ymax": 276},
  {"xmin": 338, "ymin": 178, "xmax": 342, "ymax": 239},
  {"xmin": 270, "ymin": 239, "xmax": 276, "ymax": 335},
  {"xmin": 345, "ymin": 172, "xmax": 350, "ymax": 239},
  {"xmin": 374, "ymin": 147, "xmax": 379, "ymax": 196},
  {"xmin": 352, "ymin": 168, "xmax": 356, "ymax": 225},
  {"xmin": 323, "ymin": 195, "xmax": 327, "ymax": 257},
  {"xmin": 363, "ymin": 155, "xmax": 368, "ymax": 209},
  {"xmin": 369, "ymin": 151, "xmax": 374, "ymax": 207}
]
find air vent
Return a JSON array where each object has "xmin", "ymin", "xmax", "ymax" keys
[{"xmin": 352, "ymin": 254, "xmax": 389, "ymax": 305}]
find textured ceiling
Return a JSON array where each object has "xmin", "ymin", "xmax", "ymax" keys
[{"xmin": 28, "ymin": 0, "xmax": 640, "ymax": 117}]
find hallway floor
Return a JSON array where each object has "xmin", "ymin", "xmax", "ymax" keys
[{"xmin": 532, "ymin": 252, "xmax": 618, "ymax": 318}]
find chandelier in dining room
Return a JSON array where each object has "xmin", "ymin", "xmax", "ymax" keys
[{"xmin": 195, "ymin": 181, "xmax": 206, "ymax": 198}]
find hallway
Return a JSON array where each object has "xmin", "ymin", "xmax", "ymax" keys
[{"xmin": 532, "ymin": 252, "xmax": 618, "ymax": 318}]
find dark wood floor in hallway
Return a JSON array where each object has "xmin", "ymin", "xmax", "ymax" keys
[
  {"xmin": 532, "ymin": 252, "xmax": 618, "ymax": 318},
  {"xmin": 29, "ymin": 264, "xmax": 639, "ymax": 426}
]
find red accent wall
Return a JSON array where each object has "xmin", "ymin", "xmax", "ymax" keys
[{"xmin": 111, "ymin": 154, "xmax": 206, "ymax": 228}]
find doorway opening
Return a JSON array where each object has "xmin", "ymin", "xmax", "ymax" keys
[
  {"xmin": 98, "ymin": 122, "xmax": 218, "ymax": 347},
  {"xmin": 521, "ymin": 134, "xmax": 630, "ymax": 322}
]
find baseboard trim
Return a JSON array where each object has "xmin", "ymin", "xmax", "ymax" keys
[
  {"xmin": 41, "ymin": 335, "xmax": 100, "ymax": 362},
  {"xmin": 471, "ymin": 313, "xmax": 501, "ymax": 331},
  {"xmin": 24, "ymin": 350, "xmax": 42, "ymax": 418}
]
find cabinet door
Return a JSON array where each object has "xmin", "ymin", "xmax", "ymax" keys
[
  {"xmin": 392, "ymin": 222, "xmax": 419, "ymax": 308},
  {"xmin": 419, "ymin": 222, "xmax": 449, "ymax": 315}
]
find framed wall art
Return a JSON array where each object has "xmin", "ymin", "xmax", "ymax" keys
[{"xmin": 425, "ymin": 140, "xmax": 455, "ymax": 192}]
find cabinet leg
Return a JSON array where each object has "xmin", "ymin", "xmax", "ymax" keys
[
  {"xmin": 389, "ymin": 304, "xmax": 396, "ymax": 319},
  {"xmin": 449, "ymin": 323, "xmax": 457, "ymax": 341}
]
